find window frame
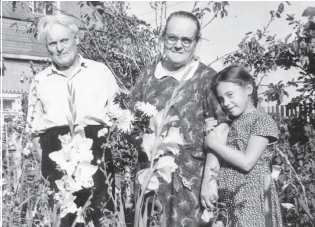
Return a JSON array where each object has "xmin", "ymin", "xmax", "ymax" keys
[{"xmin": 31, "ymin": 1, "xmax": 56, "ymax": 16}]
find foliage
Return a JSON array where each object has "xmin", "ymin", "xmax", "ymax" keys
[
  {"xmin": 222, "ymin": 2, "xmax": 315, "ymax": 112},
  {"xmin": 271, "ymin": 113, "xmax": 315, "ymax": 226},
  {"xmin": 2, "ymin": 127, "xmax": 51, "ymax": 227}
]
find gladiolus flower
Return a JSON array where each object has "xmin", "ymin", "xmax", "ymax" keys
[
  {"xmin": 272, "ymin": 165, "xmax": 281, "ymax": 181},
  {"xmin": 201, "ymin": 209, "xmax": 214, "ymax": 222},
  {"xmin": 49, "ymin": 133, "xmax": 93, "ymax": 175},
  {"xmin": 76, "ymin": 207, "xmax": 85, "ymax": 223},
  {"xmin": 73, "ymin": 161, "xmax": 98, "ymax": 189},
  {"xmin": 136, "ymin": 168, "xmax": 159, "ymax": 194},
  {"xmin": 60, "ymin": 194, "xmax": 78, "ymax": 218},
  {"xmin": 55, "ymin": 175, "xmax": 81, "ymax": 194},
  {"xmin": 97, "ymin": 128, "xmax": 108, "ymax": 137},
  {"xmin": 281, "ymin": 203, "xmax": 295, "ymax": 210},
  {"xmin": 213, "ymin": 221, "xmax": 225, "ymax": 227},
  {"xmin": 162, "ymin": 127, "xmax": 184, "ymax": 156},
  {"xmin": 156, "ymin": 156, "xmax": 178, "ymax": 183}
]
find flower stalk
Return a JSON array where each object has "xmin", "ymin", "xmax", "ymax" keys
[{"xmin": 133, "ymin": 67, "xmax": 192, "ymax": 227}]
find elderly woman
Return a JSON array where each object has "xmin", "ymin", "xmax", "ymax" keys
[{"xmin": 130, "ymin": 11, "xmax": 229, "ymax": 226}]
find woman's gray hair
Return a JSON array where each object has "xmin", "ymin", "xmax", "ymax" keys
[{"xmin": 37, "ymin": 14, "xmax": 79, "ymax": 42}]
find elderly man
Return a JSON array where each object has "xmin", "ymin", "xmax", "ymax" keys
[{"xmin": 27, "ymin": 14, "xmax": 118, "ymax": 226}]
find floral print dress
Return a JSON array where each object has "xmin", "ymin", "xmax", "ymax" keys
[
  {"xmin": 218, "ymin": 109, "xmax": 283, "ymax": 227},
  {"xmin": 130, "ymin": 62, "xmax": 229, "ymax": 227}
]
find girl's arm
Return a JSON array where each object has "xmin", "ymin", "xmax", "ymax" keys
[{"xmin": 205, "ymin": 132, "xmax": 269, "ymax": 172}]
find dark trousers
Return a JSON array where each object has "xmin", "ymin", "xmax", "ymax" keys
[{"xmin": 40, "ymin": 125, "xmax": 115, "ymax": 227}]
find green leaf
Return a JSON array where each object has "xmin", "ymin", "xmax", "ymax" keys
[
  {"xmin": 174, "ymin": 175, "xmax": 180, "ymax": 193},
  {"xmin": 285, "ymin": 33, "xmax": 292, "ymax": 43},
  {"xmin": 256, "ymin": 29, "xmax": 262, "ymax": 39},
  {"xmin": 270, "ymin": 10, "xmax": 274, "ymax": 17},
  {"xmin": 160, "ymin": 205, "xmax": 167, "ymax": 227},
  {"xmin": 277, "ymin": 3, "xmax": 284, "ymax": 14}
]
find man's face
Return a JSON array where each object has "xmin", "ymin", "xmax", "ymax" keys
[{"xmin": 45, "ymin": 24, "xmax": 78, "ymax": 69}]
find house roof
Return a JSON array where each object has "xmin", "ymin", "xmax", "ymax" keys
[{"xmin": 1, "ymin": 1, "xmax": 33, "ymax": 19}]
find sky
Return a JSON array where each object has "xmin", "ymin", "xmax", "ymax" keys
[{"xmin": 127, "ymin": 1, "xmax": 315, "ymax": 105}]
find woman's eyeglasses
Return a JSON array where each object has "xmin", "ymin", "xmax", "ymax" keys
[{"xmin": 165, "ymin": 34, "xmax": 197, "ymax": 48}]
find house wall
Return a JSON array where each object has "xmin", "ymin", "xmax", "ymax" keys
[
  {"xmin": 2, "ymin": 17, "xmax": 49, "ymax": 58},
  {"xmin": 2, "ymin": 58, "xmax": 35, "ymax": 94}
]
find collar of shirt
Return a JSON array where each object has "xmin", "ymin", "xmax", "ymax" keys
[
  {"xmin": 48, "ymin": 54, "xmax": 87, "ymax": 80},
  {"xmin": 154, "ymin": 60, "xmax": 199, "ymax": 81}
]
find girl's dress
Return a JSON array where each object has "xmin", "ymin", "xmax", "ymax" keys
[{"xmin": 218, "ymin": 109, "xmax": 283, "ymax": 227}]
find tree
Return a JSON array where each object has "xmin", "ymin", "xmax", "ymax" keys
[{"xmin": 220, "ymin": 2, "xmax": 314, "ymax": 116}]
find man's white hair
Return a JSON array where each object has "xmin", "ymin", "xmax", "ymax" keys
[{"xmin": 37, "ymin": 14, "xmax": 79, "ymax": 42}]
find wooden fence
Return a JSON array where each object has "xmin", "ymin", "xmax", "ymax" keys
[{"xmin": 260, "ymin": 104, "xmax": 315, "ymax": 120}]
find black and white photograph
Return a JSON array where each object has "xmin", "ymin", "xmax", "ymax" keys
[{"xmin": 1, "ymin": 1, "xmax": 315, "ymax": 226}]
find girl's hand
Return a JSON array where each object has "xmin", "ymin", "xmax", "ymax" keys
[{"xmin": 204, "ymin": 117, "xmax": 218, "ymax": 135}]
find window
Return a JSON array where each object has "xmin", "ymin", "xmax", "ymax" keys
[
  {"xmin": 3, "ymin": 99, "xmax": 14, "ymax": 112},
  {"xmin": 32, "ymin": 1, "xmax": 55, "ymax": 15}
]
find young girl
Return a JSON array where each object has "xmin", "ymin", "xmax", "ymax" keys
[{"xmin": 204, "ymin": 66, "xmax": 283, "ymax": 226}]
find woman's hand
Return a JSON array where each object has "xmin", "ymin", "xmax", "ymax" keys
[
  {"xmin": 203, "ymin": 117, "xmax": 218, "ymax": 135},
  {"xmin": 201, "ymin": 175, "xmax": 219, "ymax": 210}
]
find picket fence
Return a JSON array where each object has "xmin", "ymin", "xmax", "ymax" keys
[{"xmin": 259, "ymin": 104, "xmax": 315, "ymax": 121}]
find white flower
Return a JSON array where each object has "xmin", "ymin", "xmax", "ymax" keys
[
  {"xmin": 136, "ymin": 168, "xmax": 159, "ymax": 194},
  {"xmin": 162, "ymin": 127, "xmax": 185, "ymax": 156},
  {"xmin": 23, "ymin": 142, "xmax": 33, "ymax": 156},
  {"xmin": 55, "ymin": 175, "xmax": 81, "ymax": 194},
  {"xmin": 73, "ymin": 161, "xmax": 98, "ymax": 189},
  {"xmin": 76, "ymin": 207, "xmax": 85, "ymax": 223},
  {"xmin": 213, "ymin": 221, "xmax": 225, "ymax": 227},
  {"xmin": 32, "ymin": 209, "xmax": 37, "ymax": 217},
  {"xmin": 49, "ymin": 133, "xmax": 94, "ymax": 176},
  {"xmin": 23, "ymin": 147, "xmax": 31, "ymax": 156},
  {"xmin": 142, "ymin": 133, "xmax": 163, "ymax": 161},
  {"xmin": 116, "ymin": 109, "xmax": 135, "ymax": 133},
  {"xmin": 60, "ymin": 194, "xmax": 78, "ymax": 218},
  {"xmin": 156, "ymin": 156, "xmax": 178, "ymax": 183},
  {"xmin": 201, "ymin": 209, "xmax": 214, "ymax": 223},
  {"xmin": 142, "ymin": 126, "xmax": 184, "ymax": 161},
  {"xmin": 97, "ymin": 128, "xmax": 108, "ymax": 138},
  {"xmin": 281, "ymin": 203, "xmax": 295, "ymax": 210},
  {"xmin": 135, "ymin": 101, "xmax": 158, "ymax": 117},
  {"xmin": 272, "ymin": 165, "xmax": 281, "ymax": 181}
]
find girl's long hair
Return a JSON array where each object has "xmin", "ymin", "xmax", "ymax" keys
[{"xmin": 212, "ymin": 65, "xmax": 258, "ymax": 107}]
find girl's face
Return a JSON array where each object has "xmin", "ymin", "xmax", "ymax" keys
[{"xmin": 216, "ymin": 82, "xmax": 254, "ymax": 117}]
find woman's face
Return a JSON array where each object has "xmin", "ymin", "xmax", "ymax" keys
[{"xmin": 164, "ymin": 16, "xmax": 198, "ymax": 70}]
